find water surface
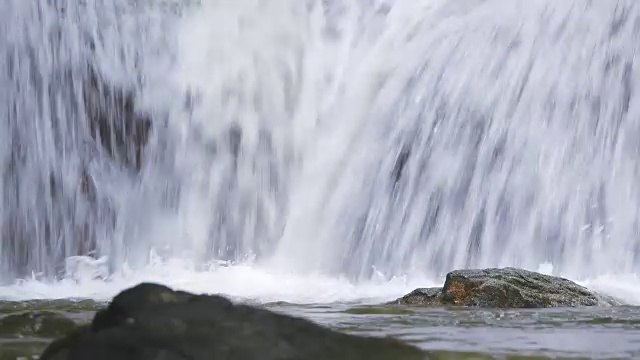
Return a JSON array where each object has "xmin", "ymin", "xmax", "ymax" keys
[
  {"xmin": 2, "ymin": 298, "xmax": 639, "ymax": 359},
  {"xmin": 274, "ymin": 303, "xmax": 640, "ymax": 359}
]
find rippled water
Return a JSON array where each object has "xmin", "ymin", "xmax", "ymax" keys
[
  {"xmin": 298, "ymin": 306, "xmax": 640, "ymax": 358},
  {"xmin": 2, "ymin": 299, "xmax": 639, "ymax": 359},
  {"xmin": 281, "ymin": 304, "xmax": 640, "ymax": 359}
]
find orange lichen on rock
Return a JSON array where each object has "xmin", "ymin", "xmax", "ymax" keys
[{"xmin": 446, "ymin": 281, "xmax": 468, "ymax": 304}]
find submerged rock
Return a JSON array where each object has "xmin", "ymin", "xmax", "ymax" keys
[
  {"xmin": 0, "ymin": 311, "xmax": 79, "ymax": 338},
  {"xmin": 0, "ymin": 299, "xmax": 105, "ymax": 315},
  {"xmin": 0, "ymin": 341, "xmax": 50, "ymax": 360},
  {"xmin": 40, "ymin": 283, "xmax": 426, "ymax": 360},
  {"xmin": 394, "ymin": 268, "xmax": 620, "ymax": 308}
]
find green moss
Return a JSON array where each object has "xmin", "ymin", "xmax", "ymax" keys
[
  {"xmin": 0, "ymin": 311, "xmax": 79, "ymax": 338},
  {"xmin": 158, "ymin": 291, "xmax": 180, "ymax": 303},
  {"xmin": 0, "ymin": 340, "xmax": 49, "ymax": 360},
  {"xmin": 0, "ymin": 299, "xmax": 104, "ymax": 314},
  {"xmin": 580, "ymin": 317, "xmax": 640, "ymax": 325}
]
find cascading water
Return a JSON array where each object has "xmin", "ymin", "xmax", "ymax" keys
[{"xmin": 1, "ymin": 0, "xmax": 640, "ymax": 299}]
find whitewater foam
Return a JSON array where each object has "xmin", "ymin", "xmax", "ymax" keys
[
  {"xmin": 0, "ymin": 254, "xmax": 433, "ymax": 304},
  {"xmin": 2, "ymin": 256, "xmax": 639, "ymax": 306}
]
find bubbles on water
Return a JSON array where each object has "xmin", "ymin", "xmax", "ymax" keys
[{"xmin": 64, "ymin": 256, "xmax": 110, "ymax": 282}]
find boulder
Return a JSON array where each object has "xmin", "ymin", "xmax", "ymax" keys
[
  {"xmin": 393, "ymin": 268, "xmax": 620, "ymax": 308},
  {"xmin": 40, "ymin": 283, "xmax": 426, "ymax": 360},
  {"xmin": 390, "ymin": 288, "xmax": 442, "ymax": 306}
]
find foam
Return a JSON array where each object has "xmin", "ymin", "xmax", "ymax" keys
[
  {"xmin": 0, "ymin": 255, "xmax": 433, "ymax": 304},
  {"xmin": 2, "ymin": 258, "xmax": 638, "ymax": 306}
]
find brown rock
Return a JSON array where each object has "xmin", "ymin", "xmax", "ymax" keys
[
  {"xmin": 439, "ymin": 268, "xmax": 618, "ymax": 308},
  {"xmin": 393, "ymin": 268, "xmax": 621, "ymax": 309},
  {"xmin": 389, "ymin": 288, "xmax": 442, "ymax": 306}
]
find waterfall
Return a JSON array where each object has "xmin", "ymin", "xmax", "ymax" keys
[
  {"xmin": 2, "ymin": 0, "xmax": 640, "ymax": 285},
  {"xmin": 0, "ymin": 0, "xmax": 170, "ymax": 280}
]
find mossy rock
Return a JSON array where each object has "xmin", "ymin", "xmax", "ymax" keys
[
  {"xmin": 0, "ymin": 340, "xmax": 49, "ymax": 360},
  {"xmin": 0, "ymin": 311, "xmax": 79, "ymax": 338},
  {"xmin": 0, "ymin": 299, "xmax": 104, "ymax": 315},
  {"xmin": 390, "ymin": 288, "xmax": 443, "ymax": 306},
  {"xmin": 441, "ymin": 268, "xmax": 619, "ymax": 308},
  {"xmin": 392, "ymin": 268, "xmax": 621, "ymax": 309}
]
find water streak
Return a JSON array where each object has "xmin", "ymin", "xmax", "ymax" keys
[{"xmin": 1, "ymin": 0, "xmax": 640, "ymax": 293}]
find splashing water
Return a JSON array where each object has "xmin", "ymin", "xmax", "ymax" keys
[{"xmin": 1, "ymin": 0, "xmax": 640, "ymax": 303}]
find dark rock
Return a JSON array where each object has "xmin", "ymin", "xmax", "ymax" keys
[
  {"xmin": 389, "ymin": 287, "xmax": 442, "ymax": 306},
  {"xmin": 40, "ymin": 283, "xmax": 426, "ymax": 360},
  {"xmin": 83, "ymin": 66, "xmax": 151, "ymax": 172},
  {"xmin": 394, "ymin": 268, "xmax": 621, "ymax": 309}
]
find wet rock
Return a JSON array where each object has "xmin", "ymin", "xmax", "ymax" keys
[
  {"xmin": 394, "ymin": 268, "xmax": 620, "ymax": 309},
  {"xmin": 390, "ymin": 287, "xmax": 442, "ymax": 306},
  {"xmin": 0, "ymin": 341, "xmax": 49, "ymax": 360},
  {"xmin": 40, "ymin": 283, "xmax": 426, "ymax": 360},
  {"xmin": 0, "ymin": 311, "xmax": 79, "ymax": 338},
  {"xmin": 440, "ymin": 268, "xmax": 619, "ymax": 308},
  {"xmin": 0, "ymin": 299, "xmax": 104, "ymax": 315},
  {"xmin": 83, "ymin": 66, "xmax": 151, "ymax": 172}
]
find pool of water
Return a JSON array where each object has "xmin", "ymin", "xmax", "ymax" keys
[
  {"xmin": 1, "ymin": 299, "xmax": 639, "ymax": 359},
  {"xmin": 273, "ymin": 303, "xmax": 640, "ymax": 359}
]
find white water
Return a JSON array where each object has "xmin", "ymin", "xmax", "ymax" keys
[
  {"xmin": 0, "ymin": 256, "xmax": 432, "ymax": 303},
  {"xmin": 2, "ymin": 0, "xmax": 640, "ymax": 304}
]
